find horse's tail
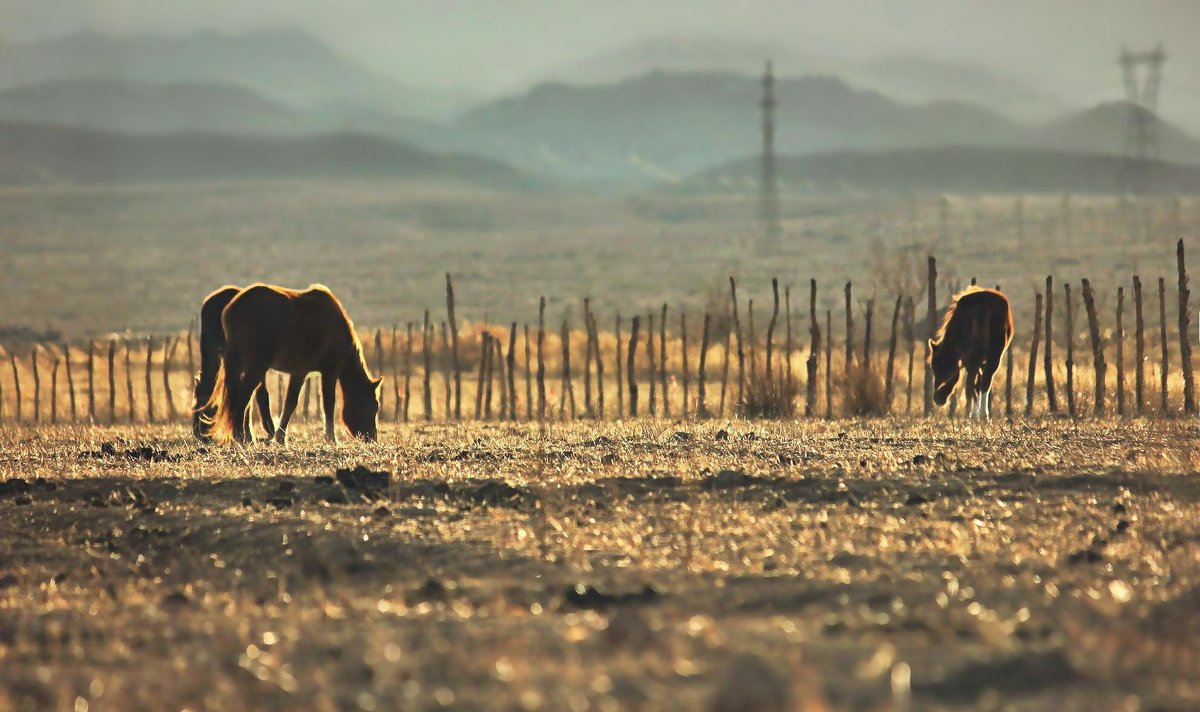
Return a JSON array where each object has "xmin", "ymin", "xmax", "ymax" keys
[{"xmin": 197, "ymin": 356, "xmax": 235, "ymax": 443}]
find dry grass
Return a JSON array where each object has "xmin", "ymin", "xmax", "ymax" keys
[
  {"xmin": 1, "ymin": 418, "xmax": 1199, "ymax": 710},
  {"xmin": 0, "ymin": 182, "xmax": 1191, "ymax": 338}
]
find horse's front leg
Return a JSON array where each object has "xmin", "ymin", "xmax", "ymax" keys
[
  {"xmin": 320, "ymin": 371, "xmax": 339, "ymax": 443},
  {"xmin": 274, "ymin": 374, "xmax": 305, "ymax": 445}
]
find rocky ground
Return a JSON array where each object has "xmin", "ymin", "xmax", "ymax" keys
[{"xmin": 1, "ymin": 418, "xmax": 1198, "ymax": 711}]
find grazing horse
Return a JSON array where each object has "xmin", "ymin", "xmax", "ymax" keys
[
  {"xmin": 201, "ymin": 284, "xmax": 381, "ymax": 443},
  {"xmin": 192, "ymin": 286, "xmax": 276, "ymax": 440},
  {"xmin": 928, "ymin": 287, "xmax": 1014, "ymax": 421}
]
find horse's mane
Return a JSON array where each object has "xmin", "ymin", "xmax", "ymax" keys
[
  {"xmin": 931, "ymin": 286, "xmax": 990, "ymax": 346},
  {"xmin": 309, "ymin": 284, "xmax": 372, "ymax": 378}
]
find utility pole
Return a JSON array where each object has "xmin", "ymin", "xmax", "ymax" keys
[
  {"xmin": 1119, "ymin": 43, "xmax": 1166, "ymax": 195},
  {"xmin": 759, "ymin": 61, "xmax": 781, "ymax": 253}
]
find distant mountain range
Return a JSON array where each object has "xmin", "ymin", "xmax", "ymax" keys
[
  {"xmin": 682, "ymin": 145, "xmax": 1200, "ymax": 195},
  {"xmin": 0, "ymin": 78, "xmax": 298, "ymax": 134},
  {"xmin": 539, "ymin": 37, "xmax": 1071, "ymax": 122},
  {"xmin": 446, "ymin": 72, "xmax": 1200, "ymax": 185},
  {"xmin": 2, "ymin": 29, "xmax": 1199, "ymax": 191},
  {"xmin": 0, "ymin": 29, "xmax": 471, "ymax": 120},
  {"xmin": 0, "ymin": 121, "xmax": 527, "ymax": 187}
]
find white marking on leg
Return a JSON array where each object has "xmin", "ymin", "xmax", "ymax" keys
[{"xmin": 982, "ymin": 390, "xmax": 991, "ymax": 422}]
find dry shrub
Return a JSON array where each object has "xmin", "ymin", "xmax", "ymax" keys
[
  {"xmin": 738, "ymin": 369, "xmax": 798, "ymax": 419},
  {"xmin": 840, "ymin": 362, "xmax": 887, "ymax": 416}
]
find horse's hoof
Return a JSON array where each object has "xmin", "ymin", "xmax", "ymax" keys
[{"xmin": 274, "ymin": 432, "xmax": 287, "ymax": 446}]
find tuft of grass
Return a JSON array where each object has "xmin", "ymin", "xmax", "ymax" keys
[
  {"xmin": 839, "ymin": 362, "xmax": 888, "ymax": 416},
  {"xmin": 738, "ymin": 369, "xmax": 799, "ymax": 419}
]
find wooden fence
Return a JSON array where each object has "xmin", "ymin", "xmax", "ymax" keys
[{"xmin": 1, "ymin": 243, "xmax": 1197, "ymax": 427}]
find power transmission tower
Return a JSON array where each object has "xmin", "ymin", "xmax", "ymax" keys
[
  {"xmin": 758, "ymin": 61, "xmax": 781, "ymax": 253},
  {"xmin": 1119, "ymin": 43, "xmax": 1166, "ymax": 194}
]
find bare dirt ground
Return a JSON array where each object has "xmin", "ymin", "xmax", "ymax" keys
[{"xmin": 2, "ymin": 418, "xmax": 1199, "ymax": 711}]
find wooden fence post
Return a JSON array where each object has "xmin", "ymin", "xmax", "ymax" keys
[
  {"xmin": 862, "ymin": 297, "xmax": 875, "ymax": 375},
  {"xmin": 582, "ymin": 299, "xmax": 594, "ymax": 418},
  {"xmin": 627, "ymin": 315, "xmax": 640, "ymax": 417},
  {"xmin": 124, "ymin": 340, "xmax": 135, "ymax": 423},
  {"xmin": 1004, "ymin": 318, "xmax": 1014, "ymax": 420},
  {"xmin": 1025, "ymin": 292, "xmax": 1043, "ymax": 417},
  {"xmin": 489, "ymin": 335, "xmax": 501, "ymax": 420},
  {"xmin": 1044, "ymin": 276, "xmax": 1058, "ymax": 413},
  {"xmin": 924, "ymin": 257, "xmax": 937, "ymax": 415},
  {"xmin": 615, "ymin": 313, "xmax": 624, "ymax": 419},
  {"xmin": 904, "ymin": 296, "xmax": 915, "ymax": 415},
  {"xmin": 698, "ymin": 312, "xmax": 711, "ymax": 418},
  {"xmin": 654, "ymin": 304, "xmax": 667, "ymax": 417},
  {"xmin": 766, "ymin": 278, "xmax": 780, "ymax": 380},
  {"xmin": 824, "ymin": 310, "xmax": 833, "ymax": 418},
  {"xmin": 730, "ymin": 277, "xmax": 745, "ymax": 407},
  {"xmin": 107, "ymin": 340, "xmax": 116, "ymax": 424},
  {"xmin": 507, "ymin": 322, "xmax": 518, "ymax": 421},
  {"xmin": 1133, "ymin": 276, "xmax": 1145, "ymax": 415},
  {"xmin": 485, "ymin": 333, "xmax": 496, "ymax": 420},
  {"xmin": 1177, "ymin": 239, "xmax": 1195, "ymax": 413},
  {"xmin": 31, "ymin": 347, "xmax": 41, "ymax": 424},
  {"xmin": 440, "ymin": 322, "xmax": 452, "ymax": 419},
  {"xmin": 1064, "ymin": 283, "xmax": 1076, "ymax": 418},
  {"xmin": 50, "ymin": 356, "xmax": 60, "ymax": 425},
  {"xmin": 422, "ymin": 310, "xmax": 432, "ymax": 421},
  {"xmin": 446, "ymin": 274, "xmax": 462, "ymax": 420},
  {"xmin": 390, "ymin": 325, "xmax": 400, "ymax": 422},
  {"xmin": 1081, "ymin": 279, "xmax": 1105, "ymax": 415},
  {"xmin": 646, "ymin": 311, "xmax": 657, "ymax": 417},
  {"xmin": 9, "ymin": 353, "xmax": 21, "ymax": 424},
  {"xmin": 884, "ymin": 295, "xmax": 902, "ymax": 412},
  {"xmin": 844, "ymin": 282, "xmax": 855, "ymax": 374},
  {"xmin": 681, "ymin": 312, "xmax": 691, "ymax": 418},
  {"xmin": 524, "ymin": 324, "xmax": 533, "ymax": 421},
  {"xmin": 497, "ymin": 336, "xmax": 509, "ymax": 420},
  {"xmin": 144, "ymin": 337, "xmax": 155, "ymax": 423},
  {"xmin": 537, "ymin": 297, "xmax": 546, "ymax": 421},
  {"xmin": 785, "ymin": 286, "xmax": 793, "ymax": 394},
  {"xmin": 402, "ymin": 322, "xmax": 413, "ymax": 423},
  {"xmin": 589, "ymin": 313, "xmax": 604, "ymax": 420},
  {"xmin": 1116, "ymin": 287, "xmax": 1126, "ymax": 416},
  {"xmin": 164, "ymin": 337, "xmax": 179, "ymax": 420},
  {"xmin": 87, "ymin": 339, "xmax": 96, "ymax": 422},
  {"xmin": 560, "ymin": 320, "xmax": 575, "ymax": 420},
  {"xmin": 475, "ymin": 332, "xmax": 489, "ymax": 420},
  {"xmin": 64, "ymin": 343, "xmax": 77, "ymax": 422},
  {"xmin": 1159, "ymin": 277, "xmax": 1169, "ymax": 414},
  {"xmin": 805, "ymin": 279, "xmax": 820, "ymax": 417}
]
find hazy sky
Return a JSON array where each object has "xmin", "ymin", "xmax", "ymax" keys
[{"xmin": 5, "ymin": 0, "xmax": 1199, "ymax": 110}]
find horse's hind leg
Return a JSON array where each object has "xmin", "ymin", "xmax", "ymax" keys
[{"xmin": 255, "ymin": 384, "xmax": 276, "ymax": 440}]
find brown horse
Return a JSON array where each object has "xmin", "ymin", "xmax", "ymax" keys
[
  {"xmin": 201, "ymin": 284, "xmax": 381, "ymax": 443},
  {"xmin": 192, "ymin": 286, "xmax": 276, "ymax": 440},
  {"xmin": 928, "ymin": 287, "xmax": 1014, "ymax": 421}
]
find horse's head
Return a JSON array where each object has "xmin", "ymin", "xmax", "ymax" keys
[
  {"xmin": 343, "ymin": 376, "xmax": 383, "ymax": 441},
  {"xmin": 928, "ymin": 338, "xmax": 960, "ymax": 406}
]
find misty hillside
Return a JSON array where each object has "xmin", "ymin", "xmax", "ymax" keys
[
  {"xmin": 0, "ymin": 79, "xmax": 299, "ymax": 135},
  {"xmin": 452, "ymin": 71, "xmax": 1025, "ymax": 185},
  {"xmin": 547, "ymin": 37, "xmax": 1068, "ymax": 123},
  {"xmin": 0, "ymin": 121, "xmax": 527, "ymax": 187},
  {"xmin": 854, "ymin": 55, "xmax": 1068, "ymax": 122},
  {"xmin": 0, "ymin": 30, "xmax": 467, "ymax": 120},
  {"xmin": 684, "ymin": 145, "xmax": 1200, "ymax": 194},
  {"xmin": 1032, "ymin": 102, "xmax": 1200, "ymax": 165}
]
